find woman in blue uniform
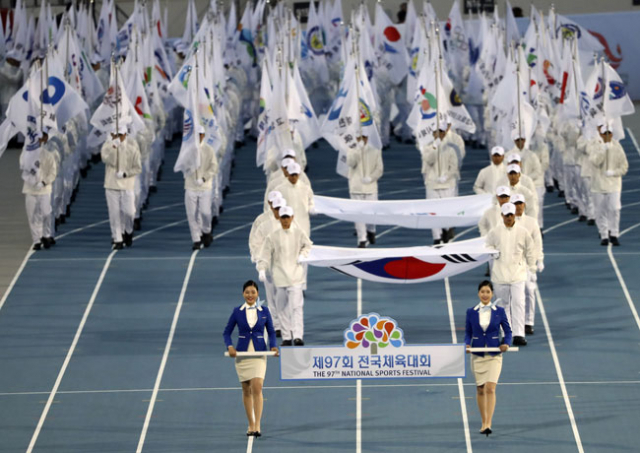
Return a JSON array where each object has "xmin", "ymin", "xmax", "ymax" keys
[
  {"xmin": 224, "ymin": 280, "xmax": 278, "ymax": 437},
  {"xmin": 465, "ymin": 280, "xmax": 512, "ymax": 436}
]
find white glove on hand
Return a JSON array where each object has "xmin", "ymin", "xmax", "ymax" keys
[
  {"xmin": 36, "ymin": 181, "xmax": 45, "ymax": 189},
  {"xmin": 605, "ymin": 170, "xmax": 615, "ymax": 177},
  {"xmin": 297, "ymin": 254, "xmax": 306, "ymax": 263},
  {"xmin": 258, "ymin": 270, "xmax": 266, "ymax": 282},
  {"xmin": 437, "ymin": 175, "xmax": 448, "ymax": 184},
  {"xmin": 309, "ymin": 207, "xmax": 317, "ymax": 215},
  {"xmin": 361, "ymin": 176, "xmax": 372, "ymax": 184},
  {"xmin": 433, "ymin": 138, "xmax": 442, "ymax": 147},
  {"xmin": 604, "ymin": 142, "xmax": 612, "ymax": 149},
  {"xmin": 195, "ymin": 177, "xmax": 205, "ymax": 186},
  {"xmin": 537, "ymin": 261, "xmax": 545, "ymax": 273},
  {"xmin": 529, "ymin": 272, "xmax": 538, "ymax": 283},
  {"xmin": 116, "ymin": 171, "xmax": 126, "ymax": 179}
]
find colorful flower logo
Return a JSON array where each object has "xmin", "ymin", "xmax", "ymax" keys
[
  {"xmin": 359, "ymin": 99, "xmax": 373, "ymax": 126},
  {"xmin": 344, "ymin": 313, "xmax": 405, "ymax": 353}
]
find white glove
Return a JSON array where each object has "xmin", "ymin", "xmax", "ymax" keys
[
  {"xmin": 195, "ymin": 177, "xmax": 205, "ymax": 186},
  {"xmin": 36, "ymin": 181, "xmax": 45, "ymax": 189},
  {"xmin": 297, "ymin": 254, "xmax": 306, "ymax": 263},
  {"xmin": 529, "ymin": 272, "xmax": 538, "ymax": 283},
  {"xmin": 361, "ymin": 176, "xmax": 372, "ymax": 184},
  {"xmin": 437, "ymin": 175, "xmax": 448, "ymax": 184},
  {"xmin": 309, "ymin": 207, "xmax": 317, "ymax": 215},
  {"xmin": 494, "ymin": 251, "xmax": 500, "ymax": 260},
  {"xmin": 116, "ymin": 171, "xmax": 126, "ymax": 179},
  {"xmin": 433, "ymin": 138, "xmax": 441, "ymax": 147},
  {"xmin": 604, "ymin": 142, "xmax": 612, "ymax": 149},
  {"xmin": 605, "ymin": 170, "xmax": 615, "ymax": 177},
  {"xmin": 258, "ymin": 270, "xmax": 266, "ymax": 282},
  {"xmin": 537, "ymin": 260, "xmax": 545, "ymax": 273}
]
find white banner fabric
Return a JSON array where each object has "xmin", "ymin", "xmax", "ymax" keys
[
  {"xmin": 313, "ymin": 193, "xmax": 493, "ymax": 229},
  {"xmin": 280, "ymin": 344, "xmax": 465, "ymax": 380}
]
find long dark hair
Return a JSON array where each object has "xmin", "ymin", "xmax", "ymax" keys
[
  {"xmin": 478, "ymin": 280, "xmax": 493, "ymax": 292},
  {"xmin": 243, "ymin": 280, "xmax": 259, "ymax": 292}
]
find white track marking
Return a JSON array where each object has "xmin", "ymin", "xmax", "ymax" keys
[
  {"xmin": 0, "ymin": 250, "xmax": 33, "ymax": 312},
  {"xmin": 607, "ymin": 244, "xmax": 640, "ymax": 333},
  {"xmin": 136, "ymin": 250, "xmax": 198, "ymax": 452},
  {"xmin": 536, "ymin": 288, "xmax": 584, "ymax": 453},
  {"xmin": 444, "ymin": 278, "xmax": 472, "ymax": 453},
  {"xmin": 26, "ymin": 250, "xmax": 117, "ymax": 453}
]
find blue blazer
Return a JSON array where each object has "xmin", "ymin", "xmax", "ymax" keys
[
  {"xmin": 464, "ymin": 304, "xmax": 512, "ymax": 357},
  {"xmin": 223, "ymin": 304, "xmax": 277, "ymax": 352}
]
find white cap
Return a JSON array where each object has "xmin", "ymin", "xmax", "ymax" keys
[
  {"xmin": 511, "ymin": 129, "xmax": 525, "ymax": 141},
  {"xmin": 491, "ymin": 146, "xmax": 505, "ymax": 156},
  {"xmin": 196, "ymin": 125, "xmax": 206, "ymax": 134},
  {"xmin": 507, "ymin": 163, "xmax": 521, "ymax": 174},
  {"xmin": 286, "ymin": 162, "xmax": 301, "ymax": 175},
  {"xmin": 281, "ymin": 157, "xmax": 294, "ymax": 168},
  {"xmin": 279, "ymin": 206, "xmax": 294, "ymax": 217},
  {"xmin": 271, "ymin": 197, "xmax": 287, "ymax": 209},
  {"xmin": 6, "ymin": 48, "xmax": 23, "ymax": 62},
  {"xmin": 117, "ymin": 124, "xmax": 128, "ymax": 134},
  {"xmin": 501, "ymin": 202, "xmax": 516, "ymax": 216},
  {"xmin": 267, "ymin": 190, "xmax": 283, "ymax": 202},
  {"xmin": 281, "ymin": 148, "xmax": 296, "ymax": 158},
  {"xmin": 496, "ymin": 185, "xmax": 511, "ymax": 197},
  {"xmin": 598, "ymin": 119, "xmax": 614, "ymax": 133},
  {"xmin": 511, "ymin": 193, "xmax": 525, "ymax": 204},
  {"xmin": 507, "ymin": 153, "xmax": 521, "ymax": 163},
  {"xmin": 91, "ymin": 52, "xmax": 104, "ymax": 65}
]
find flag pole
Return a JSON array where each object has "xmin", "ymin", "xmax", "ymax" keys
[
  {"xmin": 38, "ymin": 60, "xmax": 44, "ymax": 135},
  {"xmin": 195, "ymin": 48, "xmax": 200, "ymax": 181},
  {"xmin": 571, "ymin": 38, "xmax": 580, "ymax": 120},
  {"xmin": 516, "ymin": 63, "xmax": 522, "ymax": 140}
]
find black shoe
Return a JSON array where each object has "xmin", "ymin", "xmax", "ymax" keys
[
  {"xmin": 587, "ymin": 219, "xmax": 595, "ymax": 226},
  {"xmin": 512, "ymin": 336, "xmax": 527, "ymax": 346},
  {"xmin": 211, "ymin": 217, "xmax": 218, "ymax": 229},
  {"xmin": 610, "ymin": 236, "xmax": 620, "ymax": 246},
  {"xmin": 367, "ymin": 231, "xmax": 376, "ymax": 244},
  {"xmin": 202, "ymin": 232, "xmax": 213, "ymax": 247},
  {"xmin": 571, "ymin": 207, "xmax": 579, "ymax": 215},
  {"xmin": 358, "ymin": 241, "xmax": 368, "ymax": 248},
  {"xmin": 481, "ymin": 428, "xmax": 492, "ymax": 437},
  {"xmin": 219, "ymin": 206, "xmax": 224, "ymax": 214},
  {"xmin": 223, "ymin": 187, "xmax": 230, "ymax": 197},
  {"xmin": 445, "ymin": 228, "xmax": 456, "ymax": 243},
  {"xmin": 433, "ymin": 239, "xmax": 442, "ymax": 245},
  {"xmin": 558, "ymin": 190, "xmax": 565, "ymax": 198},
  {"xmin": 41, "ymin": 237, "xmax": 51, "ymax": 249},
  {"xmin": 123, "ymin": 231, "xmax": 133, "ymax": 247},
  {"xmin": 55, "ymin": 217, "xmax": 61, "ymax": 229},
  {"xmin": 525, "ymin": 325, "xmax": 535, "ymax": 335},
  {"xmin": 254, "ymin": 431, "xmax": 261, "ymax": 438},
  {"xmin": 293, "ymin": 338, "xmax": 304, "ymax": 346},
  {"xmin": 66, "ymin": 205, "xmax": 71, "ymax": 217},
  {"xmin": 546, "ymin": 185, "xmax": 554, "ymax": 193},
  {"xmin": 32, "ymin": 242, "xmax": 42, "ymax": 251},
  {"xmin": 113, "ymin": 242, "xmax": 124, "ymax": 250},
  {"xmin": 578, "ymin": 215, "xmax": 587, "ymax": 222},
  {"xmin": 48, "ymin": 237, "xmax": 56, "ymax": 246},
  {"xmin": 91, "ymin": 153, "xmax": 101, "ymax": 164},
  {"xmin": 281, "ymin": 340, "xmax": 293, "ymax": 346},
  {"xmin": 80, "ymin": 167, "xmax": 88, "ymax": 178},
  {"xmin": 275, "ymin": 330, "xmax": 282, "ymax": 338},
  {"xmin": 601, "ymin": 238, "xmax": 609, "ymax": 246},
  {"xmin": 150, "ymin": 186, "xmax": 158, "ymax": 193},
  {"xmin": 192, "ymin": 241, "xmax": 203, "ymax": 251},
  {"xmin": 134, "ymin": 218, "xmax": 142, "ymax": 231},
  {"xmin": 60, "ymin": 214, "xmax": 66, "ymax": 224}
]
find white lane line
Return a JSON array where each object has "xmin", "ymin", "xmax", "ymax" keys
[
  {"xmin": 626, "ymin": 127, "xmax": 640, "ymax": 157},
  {"xmin": 310, "ymin": 219, "xmax": 342, "ymax": 232},
  {"xmin": 133, "ymin": 219, "xmax": 187, "ymax": 241},
  {"xmin": 26, "ymin": 250, "xmax": 117, "ymax": 453},
  {"xmin": 444, "ymin": 278, "xmax": 473, "ymax": 453},
  {"xmin": 376, "ymin": 226, "xmax": 401, "ymax": 239},
  {"xmin": 542, "ymin": 218, "xmax": 578, "ymax": 234},
  {"xmin": 56, "ymin": 202, "xmax": 183, "ymax": 241},
  {"xmin": 0, "ymin": 250, "xmax": 33, "ymax": 312},
  {"xmin": 213, "ymin": 222, "xmax": 254, "ymax": 240},
  {"xmin": 356, "ymin": 278, "xmax": 362, "ymax": 453},
  {"xmin": 4, "ymin": 379, "xmax": 640, "ymax": 397},
  {"xmin": 607, "ymin": 244, "xmax": 640, "ymax": 334},
  {"xmin": 620, "ymin": 222, "xmax": 640, "ymax": 237},
  {"xmin": 136, "ymin": 250, "xmax": 199, "ymax": 453},
  {"xmin": 535, "ymin": 288, "xmax": 584, "ymax": 453},
  {"xmin": 246, "ymin": 435, "xmax": 254, "ymax": 453}
]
